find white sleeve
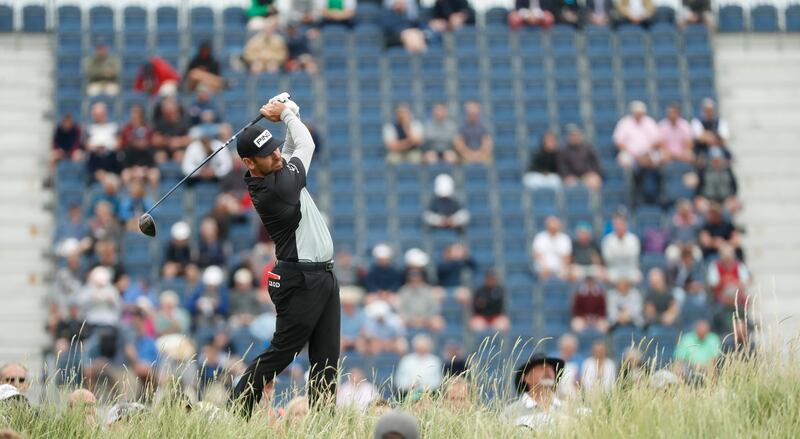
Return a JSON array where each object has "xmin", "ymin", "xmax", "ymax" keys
[
  {"xmin": 691, "ymin": 118, "xmax": 704, "ymax": 139},
  {"xmin": 717, "ymin": 119, "xmax": 730, "ymax": 142},
  {"xmin": 213, "ymin": 148, "xmax": 233, "ymax": 177},
  {"xmin": 181, "ymin": 142, "xmax": 199, "ymax": 176},
  {"xmin": 280, "ymin": 109, "xmax": 315, "ymax": 173}
]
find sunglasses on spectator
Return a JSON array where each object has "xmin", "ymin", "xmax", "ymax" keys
[{"xmin": 3, "ymin": 377, "xmax": 25, "ymax": 384}]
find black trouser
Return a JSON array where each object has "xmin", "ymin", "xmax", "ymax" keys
[{"xmin": 231, "ymin": 260, "xmax": 340, "ymax": 416}]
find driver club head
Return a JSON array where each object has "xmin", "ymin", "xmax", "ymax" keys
[{"xmin": 138, "ymin": 213, "xmax": 156, "ymax": 237}]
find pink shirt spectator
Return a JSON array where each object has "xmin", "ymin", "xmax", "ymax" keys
[
  {"xmin": 613, "ymin": 115, "xmax": 661, "ymax": 158},
  {"xmin": 659, "ymin": 118, "xmax": 692, "ymax": 157}
]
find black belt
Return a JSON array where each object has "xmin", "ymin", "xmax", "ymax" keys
[{"xmin": 276, "ymin": 260, "xmax": 334, "ymax": 272}]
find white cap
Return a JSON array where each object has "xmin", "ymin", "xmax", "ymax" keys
[
  {"xmin": 106, "ymin": 402, "xmax": 146, "ymax": 425},
  {"xmin": 372, "ymin": 243, "xmax": 393, "ymax": 260},
  {"xmin": 202, "ymin": 265, "xmax": 224, "ymax": 287},
  {"xmin": 340, "ymin": 286, "xmax": 364, "ymax": 305},
  {"xmin": 57, "ymin": 238, "xmax": 81, "ymax": 257},
  {"xmin": 365, "ymin": 300, "xmax": 392, "ymax": 320},
  {"xmin": 88, "ymin": 266, "xmax": 112, "ymax": 287},
  {"xmin": 171, "ymin": 221, "xmax": 191, "ymax": 241},
  {"xmin": 404, "ymin": 248, "xmax": 430, "ymax": 268},
  {"xmin": 234, "ymin": 268, "xmax": 253, "ymax": 285},
  {"xmin": 629, "ymin": 100, "xmax": 647, "ymax": 114},
  {"xmin": 0, "ymin": 384, "xmax": 22, "ymax": 401},
  {"xmin": 434, "ymin": 174, "xmax": 455, "ymax": 197}
]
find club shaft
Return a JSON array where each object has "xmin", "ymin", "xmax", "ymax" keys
[{"xmin": 144, "ymin": 114, "xmax": 264, "ymax": 216}]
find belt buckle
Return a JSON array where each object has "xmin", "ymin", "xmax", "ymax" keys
[{"xmin": 325, "ymin": 261, "xmax": 334, "ymax": 272}]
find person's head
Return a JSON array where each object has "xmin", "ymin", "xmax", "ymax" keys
[
  {"xmin": 443, "ymin": 377, "xmax": 470, "ymax": 410},
  {"xmin": 412, "ymin": 334, "xmax": 433, "ymax": 356},
  {"xmin": 464, "ymin": 101, "xmax": 481, "ymax": 123},
  {"xmin": 433, "ymin": 174, "xmax": 455, "ymax": 198},
  {"xmin": 612, "ymin": 212, "xmax": 629, "ymax": 236},
  {"xmin": 695, "ymin": 319, "xmax": 711, "ymax": 339},
  {"xmin": 202, "ymin": 265, "xmax": 224, "ymax": 290},
  {"xmin": 374, "ymin": 410, "xmax": 419, "ymax": 439},
  {"xmin": 195, "ymin": 84, "xmax": 211, "ymax": 103},
  {"xmin": 159, "ymin": 290, "xmax": 180, "ymax": 312},
  {"xmin": 432, "ymin": 103, "xmax": 447, "ymax": 122},
  {"xmin": 128, "ymin": 179, "xmax": 145, "ymax": 199},
  {"xmin": 0, "ymin": 429, "xmax": 23, "ymax": 439},
  {"xmin": 482, "ymin": 269, "xmax": 497, "ymax": 288},
  {"xmin": 733, "ymin": 319, "xmax": 748, "ymax": 340},
  {"xmin": 541, "ymin": 131, "xmax": 558, "ymax": 152},
  {"xmin": 372, "ymin": 243, "xmax": 393, "ymax": 267},
  {"xmin": 706, "ymin": 203, "xmax": 723, "ymax": 224},
  {"xmin": 629, "ymin": 100, "xmax": 647, "ymax": 121},
  {"xmin": 390, "ymin": 0, "xmax": 408, "ymax": 13},
  {"xmin": 233, "ymin": 268, "xmax": 253, "ymax": 291},
  {"xmin": 0, "ymin": 364, "xmax": 28, "ymax": 392},
  {"xmin": 566, "ymin": 124, "xmax": 584, "ymax": 145},
  {"xmin": 665, "ymin": 103, "xmax": 681, "ymax": 122},
  {"xmin": 129, "ymin": 104, "xmax": 145, "ymax": 125},
  {"xmin": 680, "ymin": 245, "xmax": 696, "ymax": 265},
  {"xmin": 648, "ymin": 267, "xmax": 666, "ymax": 292},
  {"xmin": 405, "ymin": 270, "xmax": 425, "ymax": 286},
  {"xmin": 94, "ymin": 42, "xmax": 108, "ymax": 58},
  {"xmin": 101, "ymin": 173, "xmax": 120, "ymax": 196},
  {"xmin": 200, "ymin": 217, "xmax": 218, "ymax": 242},
  {"xmin": 91, "ymin": 102, "xmax": 108, "ymax": 124},
  {"xmin": 718, "ymin": 243, "xmax": 736, "ymax": 262},
  {"xmin": 161, "ymin": 97, "xmax": 180, "ymax": 122},
  {"xmin": 558, "ymin": 333, "xmax": 578, "ymax": 359},
  {"xmin": 575, "ymin": 222, "xmax": 593, "ymax": 244},
  {"xmin": 444, "ymin": 243, "xmax": 467, "ymax": 261},
  {"xmin": 545, "ymin": 216, "xmax": 561, "ymax": 235},
  {"xmin": 67, "ymin": 388, "xmax": 97, "ymax": 423},
  {"xmin": 592, "ymin": 341, "xmax": 607, "ymax": 359},
  {"xmin": 197, "ymin": 41, "xmax": 213, "ymax": 59},
  {"xmin": 170, "ymin": 221, "xmax": 191, "ymax": 244},
  {"xmin": 95, "ymin": 239, "xmax": 117, "ymax": 265},
  {"xmin": 394, "ymin": 104, "xmax": 412, "ymax": 124},
  {"xmin": 60, "ymin": 113, "xmax": 74, "ymax": 129},
  {"xmin": 676, "ymin": 199, "xmax": 693, "ymax": 217},
  {"xmin": 520, "ymin": 356, "xmax": 560, "ymax": 395},
  {"xmin": 237, "ymin": 125, "xmax": 285, "ymax": 177},
  {"xmin": 615, "ymin": 279, "xmax": 631, "ymax": 295},
  {"xmin": 284, "ymin": 396, "xmax": 310, "ymax": 420},
  {"xmin": 701, "ymin": 98, "xmax": 717, "ymax": 120}
]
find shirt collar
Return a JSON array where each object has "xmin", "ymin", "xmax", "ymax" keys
[{"xmin": 520, "ymin": 392, "xmax": 562, "ymax": 409}]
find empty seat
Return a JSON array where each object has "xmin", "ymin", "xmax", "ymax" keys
[
  {"xmin": 718, "ymin": 5, "xmax": 744, "ymax": 32},
  {"xmin": 788, "ymin": 5, "xmax": 800, "ymax": 32},
  {"xmin": 22, "ymin": 5, "xmax": 46, "ymax": 32},
  {"xmin": 751, "ymin": 5, "xmax": 779, "ymax": 32}
]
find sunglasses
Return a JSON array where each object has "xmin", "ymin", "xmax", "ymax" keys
[{"xmin": 3, "ymin": 377, "xmax": 25, "ymax": 384}]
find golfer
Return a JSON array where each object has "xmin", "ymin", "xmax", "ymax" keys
[{"xmin": 231, "ymin": 97, "xmax": 339, "ymax": 416}]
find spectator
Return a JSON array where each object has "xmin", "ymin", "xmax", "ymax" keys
[
  {"xmin": 0, "ymin": 363, "xmax": 29, "ymax": 393},
  {"xmin": 429, "ymin": 0, "xmax": 475, "ymax": 32},
  {"xmin": 658, "ymin": 103, "xmax": 694, "ymax": 163},
  {"xmin": 643, "ymin": 268, "xmax": 679, "ymax": 327},
  {"xmin": 364, "ymin": 243, "xmax": 405, "ymax": 303},
  {"xmin": 453, "ymin": 101, "xmax": 493, "ymax": 164},
  {"xmin": 632, "ymin": 141, "xmax": 665, "ymax": 207},
  {"xmin": 285, "ymin": 25, "xmax": 318, "ymax": 74},
  {"xmin": 340, "ymin": 287, "xmax": 367, "ymax": 353},
  {"xmin": 570, "ymin": 222, "xmax": 605, "ymax": 281},
  {"xmin": 373, "ymin": 410, "xmax": 419, "ymax": 439},
  {"xmin": 601, "ymin": 212, "xmax": 642, "ymax": 283},
  {"xmin": 278, "ymin": 0, "xmax": 318, "ymax": 27},
  {"xmin": 691, "ymin": 98, "xmax": 730, "ymax": 161},
  {"xmin": 558, "ymin": 125, "xmax": 603, "ymax": 191},
  {"xmin": 163, "ymin": 221, "xmax": 193, "ymax": 278},
  {"xmin": 79, "ymin": 267, "xmax": 122, "ymax": 352},
  {"xmin": 122, "ymin": 309, "xmax": 158, "ymax": 387},
  {"xmin": 243, "ymin": 18, "xmax": 288, "ymax": 74},
  {"xmin": 397, "ymin": 271, "xmax": 445, "ymax": 332},
  {"xmin": 318, "ymin": 0, "xmax": 357, "ymax": 28},
  {"xmin": 229, "ymin": 268, "xmax": 265, "ymax": 322},
  {"xmin": 51, "ymin": 114, "xmax": 83, "ymax": 167},
  {"xmin": 185, "ymin": 41, "xmax": 224, "ymax": 94},
  {"xmin": 337, "ymin": 367, "xmax": 378, "ymax": 411},
  {"xmin": 668, "ymin": 199, "xmax": 702, "ymax": 248},
  {"xmin": 585, "ymin": 0, "xmax": 615, "ymax": 25},
  {"xmin": 696, "ymin": 147, "xmax": 739, "ymax": 213},
  {"xmin": 721, "ymin": 319, "xmax": 754, "ymax": 356},
  {"xmin": 384, "ymin": 103, "xmax": 424, "ymax": 164},
  {"xmin": 84, "ymin": 42, "xmax": 120, "ymax": 96},
  {"xmin": 707, "ymin": 244, "xmax": 749, "ymax": 307},
  {"xmin": 382, "ymin": 0, "xmax": 427, "ymax": 53},
  {"xmin": 88, "ymin": 200, "xmax": 123, "ymax": 245},
  {"xmin": 395, "ymin": 334, "xmax": 443, "ymax": 392},
  {"xmin": 54, "ymin": 206, "xmax": 91, "ymax": 250},
  {"xmin": 555, "ymin": 334, "xmax": 581, "ymax": 399},
  {"xmin": 154, "ymin": 291, "xmax": 190, "ymax": 336},
  {"xmin": 67, "ymin": 389, "xmax": 97, "ymax": 425},
  {"xmin": 613, "ymin": 101, "xmax": 661, "ymax": 170},
  {"xmin": 674, "ymin": 319, "xmax": 721, "ymax": 371},
  {"xmin": 152, "ymin": 97, "xmax": 192, "ymax": 163},
  {"xmin": 616, "ymin": 0, "xmax": 654, "ymax": 27},
  {"xmin": 363, "ymin": 300, "xmax": 407, "ymax": 355},
  {"xmin": 508, "ymin": 0, "xmax": 557, "ymax": 30},
  {"xmin": 118, "ymin": 179, "xmax": 153, "ymax": 226},
  {"xmin": 51, "ymin": 243, "xmax": 85, "ymax": 311},
  {"xmin": 532, "ymin": 216, "xmax": 572, "ymax": 280},
  {"xmin": 197, "ymin": 217, "xmax": 227, "ymax": 268},
  {"xmin": 442, "ymin": 376, "xmax": 471, "ymax": 410},
  {"xmin": 698, "ymin": 203, "xmax": 742, "ymax": 260},
  {"xmin": 523, "ymin": 131, "xmax": 561, "ymax": 191},
  {"xmin": 134, "ymin": 56, "xmax": 181, "ymax": 97},
  {"xmin": 606, "ymin": 279, "xmax": 644, "ymax": 330},
  {"xmin": 91, "ymin": 239, "xmax": 126, "ymax": 281},
  {"xmin": 559, "ymin": 0, "xmax": 582, "ymax": 26},
  {"xmin": 87, "ymin": 172, "xmax": 121, "ymax": 219},
  {"xmin": 187, "ymin": 85, "xmax": 221, "ymax": 127},
  {"xmin": 423, "ymin": 103, "xmax": 459, "ymax": 165},
  {"xmin": 119, "ymin": 105, "xmax": 158, "ymax": 187},
  {"xmin": 182, "ymin": 125, "xmax": 233, "ymax": 182},
  {"xmin": 247, "ymin": 0, "xmax": 277, "ymax": 29},
  {"xmin": 436, "ymin": 243, "xmax": 476, "ymax": 300},
  {"xmin": 86, "ymin": 102, "xmax": 121, "ymax": 181},
  {"xmin": 580, "ymin": 341, "xmax": 616, "ymax": 393},
  {"xmin": 468, "ymin": 269, "xmax": 510, "ymax": 333},
  {"xmin": 333, "ymin": 248, "xmax": 361, "ymax": 288},
  {"xmin": 679, "ymin": 0, "xmax": 714, "ymax": 29},
  {"xmin": 423, "ymin": 174, "xmax": 470, "ymax": 232},
  {"xmin": 441, "ymin": 341, "xmax": 468, "ymax": 376},
  {"xmin": 187, "ymin": 266, "xmax": 230, "ymax": 330},
  {"xmin": 504, "ymin": 353, "xmax": 565, "ymax": 428},
  {"xmin": 571, "ymin": 275, "xmax": 609, "ymax": 334}
]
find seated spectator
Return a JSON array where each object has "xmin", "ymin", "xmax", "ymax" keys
[
  {"xmin": 454, "ymin": 101, "xmax": 493, "ymax": 164},
  {"xmin": 154, "ymin": 290, "xmax": 190, "ymax": 336},
  {"xmin": 555, "ymin": 334, "xmax": 581, "ymax": 399},
  {"xmin": 86, "ymin": 102, "xmax": 121, "ymax": 182},
  {"xmin": 679, "ymin": 0, "xmax": 715, "ymax": 31},
  {"xmin": 285, "ymin": 24, "xmax": 318, "ymax": 74},
  {"xmin": 429, "ymin": 0, "xmax": 475, "ymax": 32},
  {"xmin": 119, "ymin": 105, "xmax": 158, "ymax": 188},
  {"xmin": 280, "ymin": 0, "xmax": 318, "ymax": 27},
  {"xmin": 423, "ymin": 103, "xmax": 458, "ymax": 165},
  {"xmin": 122, "ymin": 309, "xmax": 158, "ymax": 386},
  {"xmin": 532, "ymin": 216, "xmax": 572, "ymax": 280},
  {"xmin": 585, "ymin": 0, "xmax": 615, "ymax": 25},
  {"xmin": 91, "ymin": 239, "xmax": 126, "ymax": 280},
  {"xmin": 152, "ymin": 97, "xmax": 192, "ymax": 163},
  {"xmin": 55, "ymin": 205, "xmax": 91, "ymax": 252},
  {"xmin": 632, "ymin": 142, "xmax": 666, "ymax": 207},
  {"xmin": 707, "ymin": 244, "xmax": 749, "ymax": 307},
  {"xmin": 163, "ymin": 221, "xmax": 193, "ymax": 278},
  {"xmin": 243, "ymin": 18, "xmax": 288, "ymax": 74},
  {"xmin": 441, "ymin": 340, "xmax": 468, "ymax": 376},
  {"xmin": 570, "ymin": 222, "xmax": 605, "ymax": 281},
  {"xmin": 523, "ymin": 131, "xmax": 561, "ymax": 191},
  {"xmin": 674, "ymin": 319, "xmax": 721, "ymax": 372},
  {"xmin": 613, "ymin": 101, "xmax": 661, "ymax": 170},
  {"xmin": 601, "ymin": 212, "xmax": 642, "ymax": 283},
  {"xmin": 337, "ymin": 367, "xmax": 378, "ymax": 411},
  {"xmin": 504, "ymin": 353, "xmax": 565, "ymax": 427},
  {"xmin": 558, "ymin": 125, "xmax": 603, "ymax": 191},
  {"xmin": 616, "ymin": 0, "xmax": 654, "ymax": 27},
  {"xmin": 508, "ymin": 0, "xmax": 557, "ymax": 30},
  {"xmin": 333, "ymin": 248, "xmax": 361, "ymax": 288},
  {"xmin": 384, "ymin": 103, "xmax": 424, "ymax": 164},
  {"xmin": 188, "ymin": 85, "xmax": 222, "ymax": 127},
  {"xmin": 182, "ymin": 125, "xmax": 232, "ymax": 182},
  {"xmin": 184, "ymin": 42, "xmax": 224, "ymax": 94},
  {"xmin": 691, "ymin": 98, "xmax": 730, "ymax": 162},
  {"xmin": 382, "ymin": 0, "xmax": 427, "ymax": 53},
  {"xmin": 697, "ymin": 147, "xmax": 739, "ymax": 213},
  {"xmin": 88, "ymin": 200, "xmax": 123, "ymax": 245},
  {"xmin": 559, "ymin": 0, "xmax": 582, "ymax": 26},
  {"xmin": 580, "ymin": 341, "xmax": 616, "ymax": 393},
  {"xmin": 340, "ymin": 287, "xmax": 367, "ymax": 353},
  {"xmin": 197, "ymin": 217, "xmax": 227, "ymax": 268},
  {"xmin": 698, "ymin": 203, "xmax": 742, "ymax": 260},
  {"xmin": 51, "ymin": 240, "xmax": 86, "ymax": 309},
  {"xmin": 364, "ymin": 243, "xmax": 405, "ymax": 304},
  {"xmin": 659, "ymin": 103, "xmax": 694, "ymax": 163},
  {"xmin": 666, "ymin": 245, "xmax": 703, "ymax": 296},
  {"xmin": 79, "ymin": 267, "xmax": 122, "ymax": 353},
  {"xmin": 188, "ymin": 266, "xmax": 230, "ymax": 330},
  {"xmin": 721, "ymin": 319, "xmax": 754, "ymax": 356},
  {"xmin": 395, "ymin": 334, "xmax": 443, "ymax": 393},
  {"xmin": 468, "ymin": 269, "xmax": 511, "ymax": 333},
  {"xmin": 436, "ymin": 243, "xmax": 476, "ymax": 301},
  {"xmin": 118, "ymin": 179, "xmax": 153, "ymax": 227},
  {"xmin": 442, "ymin": 376, "xmax": 471, "ymax": 410},
  {"xmin": 363, "ymin": 300, "xmax": 407, "ymax": 355},
  {"xmin": 606, "ymin": 279, "xmax": 644, "ymax": 330},
  {"xmin": 667, "ymin": 199, "xmax": 702, "ymax": 249},
  {"xmin": 643, "ymin": 268, "xmax": 679, "ymax": 327},
  {"xmin": 318, "ymin": 0, "xmax": 357, "ymax": 28},
  {"xmin": 51, "ymin": 113, "xmax": 83, "ymax": 168},
  {"xmin": 423, "ymin": 174, "xmax": 470, "ymax": 232},
  {"xmin": 134, "ymin": 56, "xmax": 181, "ymax": 97},
  {"xmin": 397, "ymin": 271, "xmax": 445, "ymax": 332},
  {"xmin": 229, "ymin": 268, "xmax": 265, "ymax": 323},
  {"xmin": 84, "ymin": 41, "xmax": 120, "ymax": 97},
  {"xmin": 0, "ymin": 363, "xmax": 30, "ymax": 394},
  {"xmin": 571, "ymin": 275, "xmax": 609, "ymax": 333}
]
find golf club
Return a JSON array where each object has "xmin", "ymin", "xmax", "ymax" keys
[{"xmin": 138, "ymin": 113, "xmax": 264, "ymax": 237}]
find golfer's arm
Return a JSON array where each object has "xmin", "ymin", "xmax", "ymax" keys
[{"xmin": 280, "ymin": 110, "xmax": 315, "ymax": 173}]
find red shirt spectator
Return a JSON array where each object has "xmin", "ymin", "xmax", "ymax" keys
[
  {"xmin": 570, "ymin": 277, "xmax": 609, "ymax": 333},
  {"xmin": 134, "ymin": 56, "xmax": 181, "ymax": 96}
]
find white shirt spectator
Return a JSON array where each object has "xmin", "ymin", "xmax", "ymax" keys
[
  {"xmin": 383, "ymin": 120, "xmax": 424, "ymax": 146},
  {"xmin": 581, "ymin": 357, "xmax": 616, "ymax": 392},
  {"xmin": 532, "ymin": 230, "xmax": 572, "ymax": 275},
  {"xmin": 606, "ymin": 286, "xmax": 644, "ymax": 327},
  {"xmin": 182, "ymin": 139, "xmax": 233, "ymax": 178},
  {"xmin": 691, "ymin": 118, "xmax": 730, "ymax": 144},
  {"xmin": 87, "ymin": 122, "xmax": 119, "ymax": 151},
  {"xmin": 395, "ymin": 352, "xmax": 443, "ymax": 391},
  {"xmin": 602, "ymin": 232, "xmax": 641, "ymax": 282},
  {"xmin": 337, "ymin": 379, "xmax": 378, "ymax": 411}
]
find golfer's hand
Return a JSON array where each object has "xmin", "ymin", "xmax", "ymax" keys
[{"xmin": 260, "ymin": 102, "xmax": 287, "ymax": 122}]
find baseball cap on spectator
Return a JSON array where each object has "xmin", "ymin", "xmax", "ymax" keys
[
  {"xmin": 404, "ymin": 248, "xmax": 430, "ymax": 268},
  {"xmin": 372, "ymin": 243, "xmax": 393, "ymax": 260},
  {"xmin": 340, "ymin": 286, "xmax": 364, "ymax": 305},
  {"xmin": 234, "ymin": 268, "xmax": 253, "ymax": 285},
  {"xmin": 373, "ymin": 410, "xmax": 419, "ymax": 439},
  {"xmin": 575, "ymin": 221, "xmax": 592, "ymax": 233},
  {"xmin": 434, "ymin": 174, "xmax": 455, "ymax": 198},
  {"xmin": 202, "ymin": 266, "xmax": 224, "ymax": 287},
  {"xmin": 88, "ymin": 266, "xmax": 112, "ymax": 287},
  {"xmin": 365, "ymin": 300, "xmax": 392, "ymax": 320},
  {"xmin": 57, "ymin": 238, "xmax": 81, "ymax": 258},
  {"xmin": 629, "ymin": 100, "xmax": 647, "ymax": 114},
  {"xmin": 171, "ymin": 222, "xmax": 191, "ymax": 241},
  {"xmin": 236, "ymin": 125, "xmax": 284, "ymax": 159},
  {"xmin": 701, "ymin": 97, "xmax": 716, "ymax": 109}
]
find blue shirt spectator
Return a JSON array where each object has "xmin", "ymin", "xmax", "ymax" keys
[
  {"xmin": 364, "ymin": 244, "xmax": 405, "ymax": 294},
  {"xmin": 118, "ymin": 180, "xmax": 153, "ymax": 223}
]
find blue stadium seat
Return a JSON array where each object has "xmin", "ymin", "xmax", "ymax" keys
[
  {"xmin": 223, "ymin": 6, "xmax": 246, "ymax": 30},
  {"xmin": 654, "ymin": 6, "xmax": 676, "ymax": 23},
  {"xmin": 518, "ymin": 30, "xmax": 545, "ymax": 55},
  {"xmin": 156, "ymin": 6, "xmax": 179, "ymax": 32},
  {"xmin": 485, "ymin": 7, "xmax": 509, "ymax": 27},
  {"xmin": 57, "ymin": 5, "xmax": 81, "ymax": 33},
  {"xmin": 751, "ymin": 5, "xmax": 779, "ymax": 32},
  {"xmin": 123, "ymin": 6, "xmax": 147, "ymax": 31},
  {"xmin": 22, "ymin": 5, "xmax": 46, "ymax": 32},
  {"xmin": 718, "ymin": 5, "xmax": 745, "ymax": 32},
  {"xmin": 89, "ymin": 6, "xmax": 115, "ymax": 33},
  {"xmin": 788, "ymin": 4, "xmax": 800, "ymax": 32}
]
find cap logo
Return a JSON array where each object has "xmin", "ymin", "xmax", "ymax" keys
[{"xmin": 253, "ymin": 129, "xmax": 273, "ymax": 148}]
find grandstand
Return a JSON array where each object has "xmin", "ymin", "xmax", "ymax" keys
[{"xmin": 0, "ymin": 0, "xmax": 798, "ymax": 402}]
